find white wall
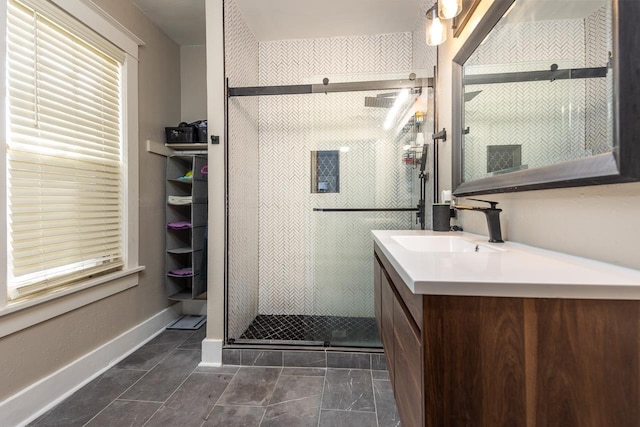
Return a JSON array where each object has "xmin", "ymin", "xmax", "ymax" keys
[
  {"xmin": 438, "ymin": 0, "xmax": 640, "ymax": 271},
  {"xmin": 180, "ymin": 45, "xmax": 208, "ymax": 123},
  {"xmin": 204, "ymin": 0, "xmax": 225, "ymax": 365}
]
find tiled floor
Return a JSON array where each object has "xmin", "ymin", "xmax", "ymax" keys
[
  {"xmin": 238, "ymin": 315, "xmax": 382, "ymax": 348},
  {"xmin": 30, "ymin": 327, "xmax": 400, "ymax": 427}
]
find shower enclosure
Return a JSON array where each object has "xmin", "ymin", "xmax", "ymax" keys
[{"xmin": 226, "ymin": 79, "xmax": 434, "ymax": 348}]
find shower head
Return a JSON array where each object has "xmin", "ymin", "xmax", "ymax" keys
[
  {"xmin": 364, "ymin": 96, "xmax": 394, "ymax": 108},
  {"xmin": 464, "ymin": 90, "xmax": 483, "ymax": 102},
  {"xmin": 365, "ymin": 87, "xmax": 423, "ymax": 108}
]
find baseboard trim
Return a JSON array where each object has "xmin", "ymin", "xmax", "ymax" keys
[
  {"xmin": 200, "ymin": 338, "xmax": 223, "ymax": 367},
  {"xmin": 1, "ymin": 305, "xmax": 181, "ymax": 427}
]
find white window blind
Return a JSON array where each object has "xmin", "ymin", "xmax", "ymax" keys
[{"xmin": 6, "ymin": 0, "xmax": 125, "ymax": 299}]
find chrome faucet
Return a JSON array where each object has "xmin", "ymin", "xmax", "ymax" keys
[{"xmin": 453, "ymin": 198, "xmax": 504, "ymax": 243}]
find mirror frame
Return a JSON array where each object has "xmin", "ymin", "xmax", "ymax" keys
[{"xmin": 452, "ymin": 0, "xmax": 640, "ymax": 196}]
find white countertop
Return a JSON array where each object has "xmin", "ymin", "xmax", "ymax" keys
[{"xmin": 372, "ymin": 230, "xmax": 640, "ymax": 299}]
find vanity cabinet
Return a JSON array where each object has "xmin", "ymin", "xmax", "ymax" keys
[
  {"xmin": 374, "ymin": 243, "xmax": 640, "ymax": 427},
  {"xmin": 375, "ymin": 252, "xmax": 424, "ymax": 427}
]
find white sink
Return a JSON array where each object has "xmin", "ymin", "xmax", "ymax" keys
[
  {"xmin": 391, "ymin": 235, "xmax": 503, "ymax": 253},
  {"xmin": 372, "ymin": 230, "xmax": 640, "ymax": 299}
]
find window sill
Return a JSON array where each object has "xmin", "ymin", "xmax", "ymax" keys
[{"xmin": 0, "ymin": 266, "xmax": 145, "ymax": 339}]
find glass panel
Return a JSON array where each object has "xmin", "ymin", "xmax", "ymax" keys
[
  {"xmin": 306, "ymin": 89, "xmax": 422, "ymax": 348},
  {"xmin": 311, "ymin": 211, "xmax": 413, "ymax": 347}
]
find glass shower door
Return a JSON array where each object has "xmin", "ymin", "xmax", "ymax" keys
[{"xmin": 306, "ymin": 88, "xmax": 430, "ymax": 347}]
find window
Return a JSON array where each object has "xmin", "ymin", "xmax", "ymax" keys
[{"xmin": 0, "ymin": 0, "xmax": 142, "ymax": 319}]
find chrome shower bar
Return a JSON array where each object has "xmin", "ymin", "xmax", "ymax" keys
[
  {"xmin": 228, "ymin": 77, "xmax": 434, "ymax": 97},
  {"xmin": 465, "ymin": 66, "xmax": 607, "ymax": 86}
]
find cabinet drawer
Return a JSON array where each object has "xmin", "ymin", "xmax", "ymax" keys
[
  {"xmin": 393, "ymin": 296, "xmax": 423, "ymax": 427},
  {"xmin": 381, "ymin": 269, "xmax": 395, "ymax": 383}
]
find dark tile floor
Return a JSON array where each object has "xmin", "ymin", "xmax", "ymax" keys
[
  {"xmin": 30, "ymin": 327, "xmax": 400, "ymax": 427},
  {"xmin": 238, "ymin": 315, "xmax": 382, "ymax": 348}
]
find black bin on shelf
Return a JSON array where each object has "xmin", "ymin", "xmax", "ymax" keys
[
  {"xmin": 195, "ymin": 123, "xmax": 207, "ymax": 142},
  {"xmin": 165, "ymin": 126, "xmax": 195, "ymax": 143}
]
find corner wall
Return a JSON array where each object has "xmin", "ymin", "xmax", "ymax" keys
[
  {"xmin": 438, "ymin": 0, "xmax": 640, "ymax": 271},
  {"xmin": 204, "ymin": 0, "xmax": 226, "ymax": 363}
]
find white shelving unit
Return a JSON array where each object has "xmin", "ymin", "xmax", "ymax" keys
[{"xmin": 165, "ymin": 155, "xmax": 208, "ymax": 301}]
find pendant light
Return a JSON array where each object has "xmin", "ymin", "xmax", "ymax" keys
[
  {"xmin": 425, "ymin": 5, "xmax": 447, "ymax": 46},
  {"xmin": 438, "ymin": 0, "xmax": 462, "ymax": 19}
]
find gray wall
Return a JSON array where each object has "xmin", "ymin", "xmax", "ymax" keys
[
  {"xmin": 181, "ymin": 45, "xmax": 208, "ymax": 123},
  {"xmin": 0, "ymin": 0, "xmax": 181, "ymax": 401}
]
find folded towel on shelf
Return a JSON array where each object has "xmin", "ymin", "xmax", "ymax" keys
[
  {"xmin": 168, "ymin": 195, "xmax": 192, "ymax": 205},
  {"xmin": 169, "ymin": 268, "xmax": 193, "ymax": 276},
  {"xmin": 177, "ymin": 170, "xmax": 193, "ymax": 181},
  {"xmin": 167, "ymin": 221, "xmax": 192, "ymax": 230}
]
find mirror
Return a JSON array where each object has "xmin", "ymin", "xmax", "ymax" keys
[{"xmin": 452, "ymin": 0, "xmax": 640, "ymax": 196}]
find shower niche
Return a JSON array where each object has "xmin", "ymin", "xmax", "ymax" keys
[{"xmin": 311, "ymin": 150, "xmax": 340, "ymax": 193}]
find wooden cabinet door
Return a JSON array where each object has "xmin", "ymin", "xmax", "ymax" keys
[
  {"xmin": 393, "ymin": 296, "xmax": 423, "ymax": 427},
  {"xmin": 528, "ymin": 299, "xmax": 640, "ymax": 427}
]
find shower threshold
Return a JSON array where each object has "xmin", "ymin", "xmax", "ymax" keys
[{"xmin": 231, "ymin": 338, "xmax": 325, "ymax": 346}]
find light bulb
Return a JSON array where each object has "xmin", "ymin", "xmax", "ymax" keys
[
  {"xmin": 425, "ymin": 6, "xmax": 447, "ymax": 46},
  {"xmin": 426, "ymin": 16, "xmax": 446, "ymax": 46},
  {"xmin": 438, "ymin": 0, "xmax": 462, "ymax": 19}
]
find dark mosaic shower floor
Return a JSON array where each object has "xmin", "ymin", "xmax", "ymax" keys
[{"xmin": 237, "ymin": 314, "xmax": 382, "ymax": 348}]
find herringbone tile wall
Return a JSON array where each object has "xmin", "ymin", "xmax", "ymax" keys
[
  {"xmin": 585, "ymin": 5, "xmax": 612, "ymax": 156},
  {"xmin": 257, "ymin": 90, "xmax": 416, "ymax": 317},
  {"xmin": 226, "ymin": 0, "xmax": 437, "ymax": 335},
  {"xmin": 259, "ymin": 32, "xmax": 413, "ymax": 87},
  {"xmin": 226, "ymin": 0, "xmax": 260, "ymax": 340},
  {"xmin": 463, "ymin": 6, "xmax": 612, "ymax": 182}
]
